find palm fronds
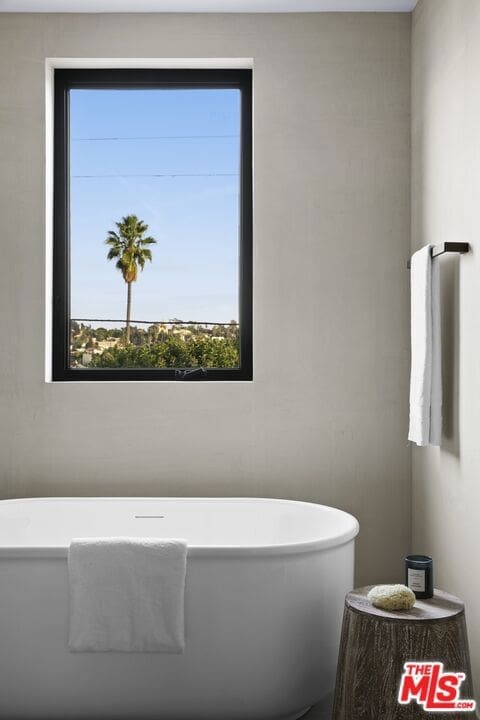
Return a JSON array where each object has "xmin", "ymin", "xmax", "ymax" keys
[{"xmin": 105, "ymin": 214, "xmax": 157, "ymax": 283}]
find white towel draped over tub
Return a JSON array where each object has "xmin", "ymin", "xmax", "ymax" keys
[
  {"xmin": 408, "ymin": 244, "xmax": 442, "ymax": 447},
  {"xmin": 68, "ymin": 537, "xmax": 187, "ymax": 653}
]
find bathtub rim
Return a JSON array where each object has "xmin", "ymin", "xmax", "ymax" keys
[{"xmin": 0, "ymin": 496, "xmax": 359, "ymax": 559}]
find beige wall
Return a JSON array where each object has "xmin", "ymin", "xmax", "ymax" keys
[
  {"xmin": 412, "ymin": 0, "xmax": 480, "ymax": 695},
  {"xmin": 0, "ymin": 12, "xmax": 411, "ymax": 585}
]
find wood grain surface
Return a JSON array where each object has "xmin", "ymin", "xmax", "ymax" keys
[
  {"xmin": 346, "ymin": 586, "xmax": 464, "ymax": 622},
  {"xmin": 333, "ymin": 587, "xmax": 474, "ymax": 720}
]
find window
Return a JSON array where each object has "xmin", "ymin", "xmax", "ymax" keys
[{"xmin": 52, "ymin": 69, "xmax": 252, "ymax": 381}]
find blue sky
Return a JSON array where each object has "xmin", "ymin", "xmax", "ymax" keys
[{"xmin": 70, "ymin": 88, "xmax": 240, "ymax": 326}]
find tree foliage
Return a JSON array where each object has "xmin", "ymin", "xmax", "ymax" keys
[
  {"xmin": 105, "ymin": 215, "xmax": 156, "ymax": 283},
  {"xmin": 90, "ymin": 335, "xmax": 239, "ymax": 369}
]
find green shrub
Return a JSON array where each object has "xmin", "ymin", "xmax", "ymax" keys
[{"xmin": 90, "ymin": 335, "xmax": 239, "ymax": 369}]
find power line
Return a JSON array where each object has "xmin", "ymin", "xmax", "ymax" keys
[
  {"xmin": 72, "ymin": 134, "xmax": 239, "ymax": 141},
  {"xmin": 72, "ymin": 172, "xmax": 238, "ymax": 178},
  {"xmin": 71, "ymin": 318, "xmax": 238, "ymax": 327}
]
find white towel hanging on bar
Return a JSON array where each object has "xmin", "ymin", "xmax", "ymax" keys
[{"xmin": 408, "ymin": 245, "xmax": 442, "ymax": 447}]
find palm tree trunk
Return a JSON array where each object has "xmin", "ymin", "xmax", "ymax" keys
[{"xmin": 125, "ymin": 281, "xmax": 132, "ymax": 345}]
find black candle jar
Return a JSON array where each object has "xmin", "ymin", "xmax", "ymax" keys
[{"xmin": 405, "ymin": 555, "xmax": 434, "ymax": 599}]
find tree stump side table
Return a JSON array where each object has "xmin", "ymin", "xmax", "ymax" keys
[{"xmin": 333, "ymin": 586, "xmax": 475, "ymax": 720}]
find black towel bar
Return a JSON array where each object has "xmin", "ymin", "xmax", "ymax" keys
[{"xmin": 407, "ymin": 242, "xmax": 470, "ymax": 269}]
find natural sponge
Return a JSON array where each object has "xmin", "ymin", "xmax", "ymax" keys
[{"xmin": 367, "ymin": 584, "xmax": 416, "ymax": 611}]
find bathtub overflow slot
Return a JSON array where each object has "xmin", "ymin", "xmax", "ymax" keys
[{"xmin": 134, "ymin": 515, "xmax": 165, "ymax": 519}]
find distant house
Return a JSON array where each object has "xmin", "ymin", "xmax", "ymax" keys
[
  {"xmin": 172, "ymin": 328, "xmax": 192, "ymax": 341},
  {"xmin": 97, "ymin": 338, "xmax": 119, "ymax": 351}
]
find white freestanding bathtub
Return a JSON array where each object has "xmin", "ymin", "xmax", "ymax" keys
[{"xmin": 0, "ymin": 497, "xmax": 359, "ymax": 720}]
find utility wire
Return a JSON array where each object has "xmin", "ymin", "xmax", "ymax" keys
[
  {"xmin": 72, "ymin": 318, "xmax": 238, "ymax": 327},
  {"xmin": 72, "ymin": 172, "xmax": 238, "ymax": 178},
  {"xmin": 72, "ymin": 134, "xmax": 239, "ymax": 141}
]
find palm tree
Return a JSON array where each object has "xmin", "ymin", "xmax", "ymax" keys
[{"xmin": 105, "ymin": 215, "xmax": 157, "ymax": 345}]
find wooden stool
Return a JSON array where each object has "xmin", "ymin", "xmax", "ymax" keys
[{"xmin": 333, "ymin": 586, "xmax": 474, "ymax": 719}]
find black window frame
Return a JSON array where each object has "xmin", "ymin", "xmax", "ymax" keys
[{"xmin": 52, "ymin": 68, "xmax": 252, "ymax": 382}]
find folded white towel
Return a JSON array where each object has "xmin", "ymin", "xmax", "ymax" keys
[
  {"xmin": 408, "ymin": 244, "xmax": 442, "ymax": 446},
  {"xmin": 68, "ymin": 537, "xmax": 187, "ymax": 653}
]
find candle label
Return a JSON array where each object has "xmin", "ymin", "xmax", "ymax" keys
[{"xmin": 408, "ymin": 568, "xmax": 425, "ymax": 592}]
